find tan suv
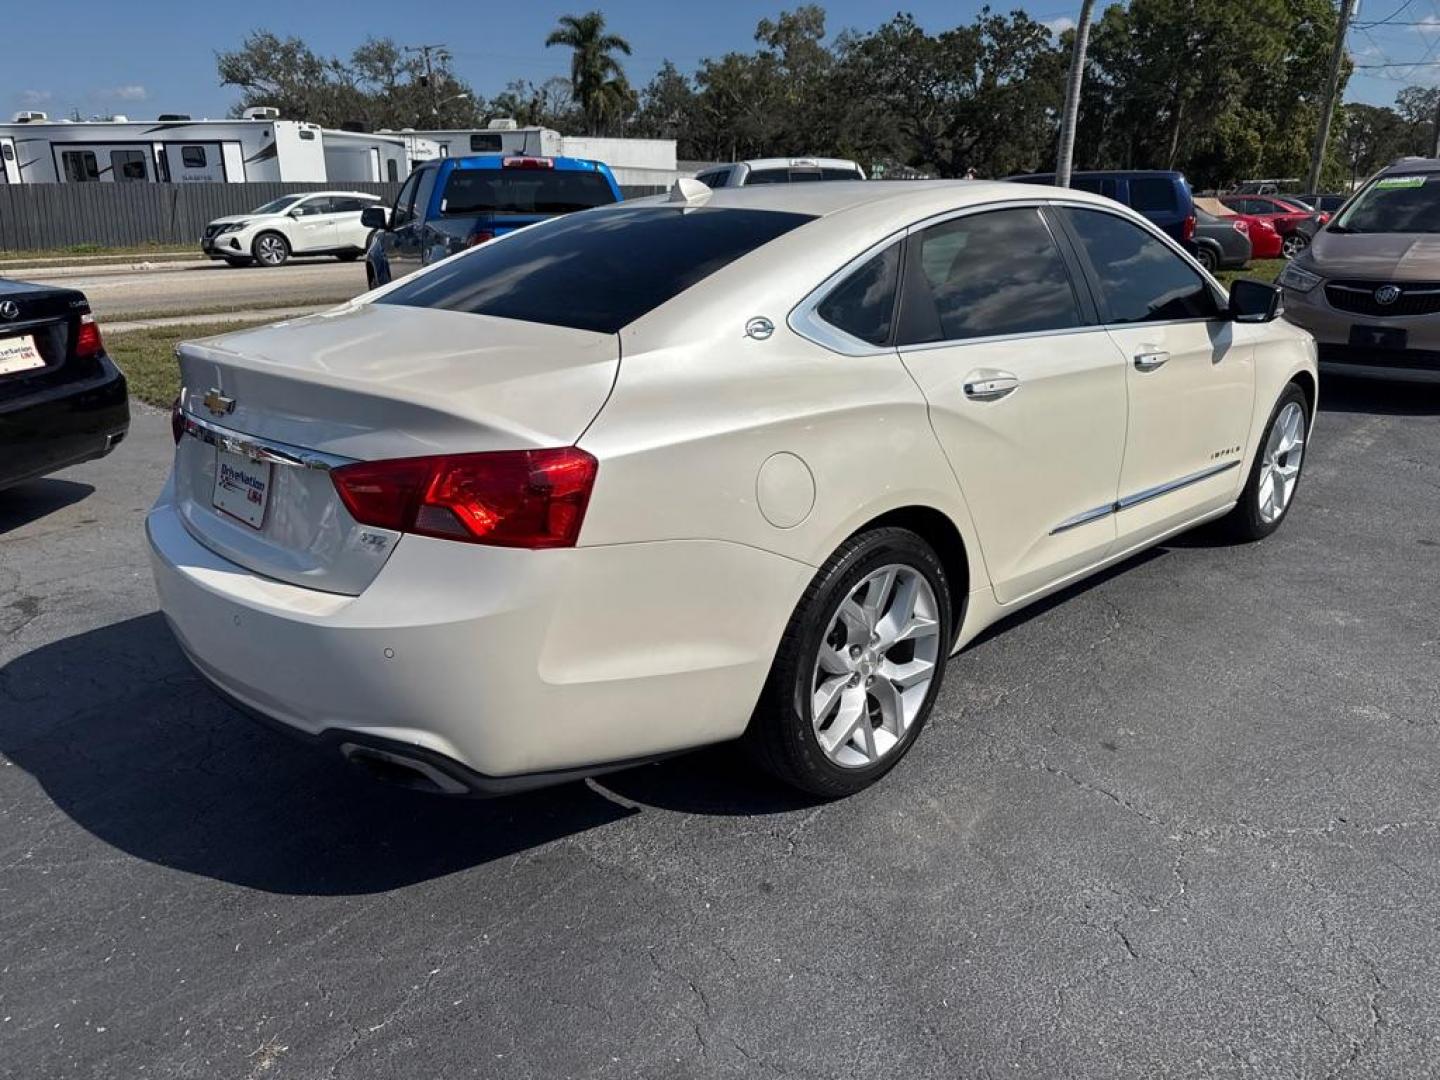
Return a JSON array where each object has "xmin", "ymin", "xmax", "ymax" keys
[{"xmin": 1279, "ymin": 158, "xmax": 1440, "ymax": 382}]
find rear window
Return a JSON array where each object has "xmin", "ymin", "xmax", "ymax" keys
[
  {"xmin": 377, "ymin": 206, "xmax": 814, "ymax": 333},
  {"xmin": 1129, "ymin": 177, "xmax": 1180, "ymax": 212},
  {"xmin": 440, "ymin": 168, "xmax": 616, "ymax": 217}
]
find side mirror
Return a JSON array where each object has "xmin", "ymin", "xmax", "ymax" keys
[
  {"xmin": 1228, "ymin": 278, "xmax": 1282, "ymax": 323},
  {"xmin": 287, "ymin": 207, "xmax": 305, "ymax": 219},
  {"xmin": 360, "ymin": 205, "xmax": 389, "ymax": 230}
]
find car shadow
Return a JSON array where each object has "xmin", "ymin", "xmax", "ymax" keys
[
  {"xmin": 0, "ymin": 613, "xmax": 813, "ymax": 896},
  {"xmin": 1319, "ymin": 373, "xmax": 1440, "ymax": 416},
  {"xmin": 0, "ymin": 478, "xmax": 94, "ymax": 535}
]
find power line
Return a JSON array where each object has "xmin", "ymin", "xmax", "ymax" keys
[{"xmin": 1353, "ymin": 0, "xmax": 1418, "ymax": 26}]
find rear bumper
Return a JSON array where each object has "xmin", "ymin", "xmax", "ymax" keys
[
  {"xmin": 0, "ymin": 357, "xmax": 129, "ymax": 488},
  {"xmin": 146, "ymin": 490, "xmax": 811, "ymax": 788}
]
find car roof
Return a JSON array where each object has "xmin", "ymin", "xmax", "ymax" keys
[
  {"xmin": 295, "ymin": 191, "xmax": 380, "ymax": 199},
  {"xmin": 657, "ymin": 179, "xmax": 1121, "ymax": 219},
  {"xmin": 735, "ymin": 157, "xmax": 863, "ymax": 171},
  {"xmin": 1380, "ymin": 157, "xmax": 1440, "ymax": 175}
]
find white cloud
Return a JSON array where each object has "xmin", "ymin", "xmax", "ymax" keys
[
  {"xmin": 1043, "ymin": 16, "xmax": 1076, "ymax": 35},
  {"xmin": 1414, "ymin": 14, "xmax": 1440, "ymax": 33},
  {"xmin": 18, "ymin": 89, "xmax": 52, "ymax": 106},
  {"xmin": 99, "ymin": 85, "xmax": 148, "ymax": 102}
]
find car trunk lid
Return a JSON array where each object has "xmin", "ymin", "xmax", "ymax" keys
[{"xmin": 172, "ymin": 302, "xmax": 618, "ymax": 595}]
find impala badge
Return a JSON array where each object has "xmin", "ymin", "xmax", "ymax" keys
[{"xmin": 203, "ymin": 389, "xmax": 236, "ymax": 417}]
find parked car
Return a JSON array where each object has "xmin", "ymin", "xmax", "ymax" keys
[
  {"xmin": 1292, "ymin": 193, "xmax": 1347, "ymax": 214},
  {"xmin": 1195, "ymin": 197, "xmax": 1283, "ymax": 260},
  {"xmin": 1280, "ymin": 158, "xmax": 1440, "ymax": 382},
  {"xmin": 1, "ymin": 279, "xmax": 128, "ymax": 490},
  {"xmin": 1219, "ymin": 194, "xmax": 1321, "ymax": 258},
  {"xmin": 363, "ymin": 155, "xmax": 622, "ymax": 288},
  {"xmin": 201, "ymin": 192, "xmax": 384, "ymax": 268},
  {"xmin": 694, "ymin": 158, "xmax": 867, "ymax": 189},
  {"xmin": 1191, "ymin": 206, "xmax": 1252, "ymax": 271},
  {"xmin": 1007, "ymin": 170, "xmax": 1197, "ymax": 247},
  {"xmin": 151, "ymin": 179, "xmax": 1314, "ymax": 799}
]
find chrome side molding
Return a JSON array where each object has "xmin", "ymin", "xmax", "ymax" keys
[{"xmin": 1050, "ymin": 460, "xmax": 1241, "ymax": 535}]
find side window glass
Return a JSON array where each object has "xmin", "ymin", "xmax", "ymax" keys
[
  {"xmin": 181, "ymin": 146, "xmax": 207, "ymax": 168},
  {"xmin": 743, "ymin": 168, "xmax": 790, "ymax": 185},
  {"xmin": 815, "ymin": 243, "xmax": 902, "ymax": 346},
  {"xmin": 898, "ymin": 208, "xmax": 1082, "ymax": 345},
  {"xmin": 412, "ymin": 168, "xmax": 440, "ymax": 223},
  {"xmin": 1063, "ymin": 208, "xmax": 1221, "ymax": 323},
  {"xmin": 111, "ymin": 149, "xmax": 148, "ymax": 181},
  {"xmin": 62, "ymin": 151, "xmax": 100, "ymax": 182},
  {"xmin": 391, "ymin": 172, "xmax": 422, "ymax": 227},
  {"xmin": 1129, "ymin": 178, "xmax": 1179, "ymax": 212}
]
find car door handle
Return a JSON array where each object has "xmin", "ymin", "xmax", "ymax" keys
[
  {"xmin": 1134, "ymin": 350, "xmax": 1170, "ymax": 371},
  {"xmin": 962, "ymin": 373, "xmax": 1020, "ymax": 401}
]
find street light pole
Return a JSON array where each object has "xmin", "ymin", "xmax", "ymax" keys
[
  {"xmin": 1055, "ymin": 0, "xmax": 1097, "ymax": 188},
  {"xmin": 1307, "ymin": 0, "xmax": 1355, "ymax": 194}
]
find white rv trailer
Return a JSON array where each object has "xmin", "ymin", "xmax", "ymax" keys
[
  {"xmin": 319, "ymin": 128, "xmax": 411, "ymax": 183},
  {"xmin": 0, "ymin": 109, "xmax": 329, "ymax": 184}
]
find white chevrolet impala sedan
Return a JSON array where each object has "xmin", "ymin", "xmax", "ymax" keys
[{"xmin": 148, "ymin": 180, "xmax": 1317, "ymax": 798}]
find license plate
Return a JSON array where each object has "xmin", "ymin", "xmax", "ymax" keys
[
  {"xmin": 0, "ymin": 334, "xmax": 44, "ymax": 376},
  {"xmin": 212, "ymin": 448, "xmax": 272, "ymax": 529},
  {"xmin": 1350, "ymin": 324, "xmax": 1407, "ymax": 350}
]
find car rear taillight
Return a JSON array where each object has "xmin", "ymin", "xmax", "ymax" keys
[
  {"xmin": 1232, "ymin": 219, "xmax": 1249, "ymax": 234},
  {"xmin": 170, "ymin": 397, "xmax": 185, "ymax": 444},
  {"xmin": 502, "ymin": 156, "xmax": 554, "ymax": 169},
  {"xmin": 466, "ymin": 229, "xmax": 495, "ymax": 248},
  {"xmin": 1318, "ymin": 212, "xmax": 1331, "ymax": 224},
  {"xmin": 1182, "ymin": 214, "xmax": 1196, "ymax": 243},
  {"xmin": 74, "ymin": 313, "xmax": 104, "ymax": 359},
  {"xmin": 331, "ymin": 448, "xmax": 598, "ymax": 549}
]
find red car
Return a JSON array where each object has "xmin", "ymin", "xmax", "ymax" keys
[
  {"xmin": 1225, "ymin": 211, "xmax": 1284, "ymax": 259},
  {"xmin": 1220, "ymin": 195, "xmax": 1328, "ymax": 258}
]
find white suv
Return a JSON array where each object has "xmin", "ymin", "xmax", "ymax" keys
[
  {"xmin": 693, "ymin": 157, "xmax": 866, "ymax": 189},
  {"xmin": 201, "ymin": 192, "xmax": 384, "ymax": 268}
]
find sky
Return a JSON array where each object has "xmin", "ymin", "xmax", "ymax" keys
[{"xmin": 6, "ymin": 0, "xmax": 1438, "ymax": 123}]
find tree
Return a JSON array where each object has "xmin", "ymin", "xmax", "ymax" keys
[
  {"xmin": 545, "ymin": 12, "xmax": 634, "ymax": 135},
  {"xmin": 633, "ymin": 61, "xmax": 696, "ymax": 144},
  {"xmin": 1339, "ymin": 103, "xmax": 1408, "ymax": 188}
]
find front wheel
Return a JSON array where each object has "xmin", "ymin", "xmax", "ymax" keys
[
  {"xmin": 745, "ymin": 527, "xmax": 953, "ymax": 797},
  {"xmin": 1222, "ymin": 384, "xmax": 1310, "ymax": 541},
  {"xmin": 252, "ymin": 231, "xmax": 290, "ymax": 267},
  {"xmin": 1281, "ymin": 232, "xmax": 1308, "ymax": 259}
]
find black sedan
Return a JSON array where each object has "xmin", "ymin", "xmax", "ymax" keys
[
  {"xmin": 0, "ymin": 279, "xmax": 128, "ymax": 491},
  {"xmin": 1191, "ymin": 207, "xmax": 1252, "ymax": 272}
]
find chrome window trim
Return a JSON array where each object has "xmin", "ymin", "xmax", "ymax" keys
[
  {"xmin": 788, "ymin": 195, "xmax": 1225, "ymax": 359},
  {"xmin": 1048, "ymin": 459, "xmax": 1240, "ymax": 535},
  {"xmin": 178, "ymin": 409, "xmax": 353, "ymax": 472}
]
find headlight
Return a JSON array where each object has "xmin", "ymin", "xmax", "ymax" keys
[
  {"xmin": 216, "ymin": 222, "xmax": 248, "ymax": 234},
  {"xmin": 1276, "ymin": 263, "xmax": 1321, "ymax": 293}
]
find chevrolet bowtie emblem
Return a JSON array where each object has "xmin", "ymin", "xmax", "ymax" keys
[{"xmin": 203, "ymin": 389, "xmax": 236, "ymax": 417}]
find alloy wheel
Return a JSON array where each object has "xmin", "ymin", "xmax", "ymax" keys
[
  {"xmin": 257, "ymin": 235, "xmax": 287, "ymax": 265},
  {"xmin": 1282, "ymin": 234, "xmax": 1306, "ymax": 259},
  {"xmin": 810, "ymin": 564, "xmax": 941, "ymax": 769},
  {"xmin": 1258, "ymin": 401, "xmax": 1306, "ymax": 524}
]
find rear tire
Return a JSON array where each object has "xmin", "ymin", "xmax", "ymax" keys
[
  {"xmin": 1281, "ymin": 232, "xmax": 1307, "ymax": 259},
  {"xmin": 1195, "ymin": 246, "xmax": 1218, "ymax": 272},
  {"xmin": 744, "ymin": 527, "xmax": 953, "ymax": 797},
  {"xmin": 252, "ymin": 231, "xmax": 290, "ymax": 267},
  {"xmin": 1222, "ymin": 383, "xmax": 1310, "ymax": 542}
]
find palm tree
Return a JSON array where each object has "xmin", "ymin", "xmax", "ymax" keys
[{"xmin": 545, "ymin": 12, "xmax": 633, "ymax": 134}]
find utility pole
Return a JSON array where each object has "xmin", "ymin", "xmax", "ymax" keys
[
  {"xmin": 1307, "ymin": 0, "xmax": 1354, "ymax": 194},
  {"xmin": 1431, "ymin": 91, "xmax": 1440, "ymax": 157},
  {"xmin": 404, "ymin": 44, "xmax": 451, "ymax": 121},
  {"xmin": 1055, "ymin": 0, "xmax": 1097, "ymax": 188}
]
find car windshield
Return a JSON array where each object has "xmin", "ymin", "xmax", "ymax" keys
[
  {"xmin": 1332, "ymin": 174, "xmax": 1440, "ymax": 233},
  {"xmin": 440, "ymin": 168, "xmax": 616, "ymax": 217},
  {"xmin": 250, "ymin": 196, "xmax": 304, "ymax": 215},
  {"xmin": 377, "ymin": 205, "xmax": 814, "ymax": 333}
]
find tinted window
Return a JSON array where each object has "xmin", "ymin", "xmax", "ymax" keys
[
  {"xmin": 470, "ymin": 133, "xmax": 504, "ymax": 152},
  {"xmin": 822, "ymin": 167, "xmax": 862, "ymax": 180},
  {"xmin": 789, "ymin": 169, "xmax": 824, "ymax": 183},
  {"xmin": 1129, "ymin": 177, "xmax": 1179, "ymax": 212},
  {"xmin": 413, "ymin": 166, "xmax": 440, "ymax": 220},
  {"xmin": 744, "ymin": 168, "xmax": 790, "ymax": 185},
  {"xmin": 111, "ymin": 149, "xmax": 147, "ymax": 181},
  {"xmin": 1063, "ymin": 208, "xmax": 1220, "ymax": 323},
  {"xmin": 181, "ymin": 146, "xmax": 206, "ymax": 168},
  {"xmin": 61, "ymin": 151, "xmax": 99, "ymax": 182},
  {"xmin": 696, "ymin": 170, "xmax": 729, "ymax": 189},
  {"xmin": 1334, "ymin": 173, "xmax": 1440, "ymax": 234},
  {"xmin": 1072, "ymin": 177, "xmax": 1119, "ymax": 199},
  {"xmin": 439, "ymin": 168, "xmax": 615, "ymax": 216},
  {"xmin": 330, "ymin": 197, "xmax": 367, "ymax": 213},
  {"xmin": 391, "ymin": 170, "xmax": 422, "ymax": 226},
  {"xmin": 816, "ymin": 244, "xmax": 902, "ymax": 346},
  {"xmin": 386, "ymin": 159, "xmax": 399, "ymax": 182},
  {"xmin": 378, "ymin": 206, "xmax": 813, "ymax": 333},
  {"xmin": 292, "ymin": 199, "xmax": 324, "ymax": 216},
  {"xmin": 898, "ymin": 208, "xmax": 1082, "ymax": 344},
  {"xmin": 252, "ymin": 195, "xmax": 303, "ymax": 215},
  {"xmin": 299, "ymin": 129, "xmax": 316, "ymax": 141}
]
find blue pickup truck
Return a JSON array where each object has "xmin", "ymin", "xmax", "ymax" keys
[{"xmin": 364, "ymin": 154, "xmax": 623, "ymax": 287}]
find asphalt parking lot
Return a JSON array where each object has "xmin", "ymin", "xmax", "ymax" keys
[{"xmin": 2, "ymin": 378, "xmax": 1438, "ymax": 1079}]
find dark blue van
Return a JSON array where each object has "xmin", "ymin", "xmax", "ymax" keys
[
  {"xmin": 1007, "ymin": 170, "xmax": 1196, "ymax": 247},
  {"xmin": 364, "ymin": 154, "xmax": 623, "ymax": 287}
]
